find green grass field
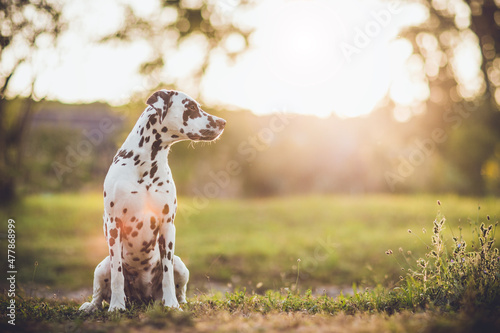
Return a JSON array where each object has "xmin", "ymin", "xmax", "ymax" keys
[{"xmin": 1, "ymin": 193, "xmax": 499, "ymax": 332}]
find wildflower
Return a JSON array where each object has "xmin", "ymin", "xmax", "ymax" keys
[
  {"xmin": 297, "ymin": 259, "xmax": 301, "ymax": 263},
  {"xmin": 437, "ymin": 200, "xmax": 441, "ymax": 205},
  {"xmin": 422, "ymin": 228, "xmax": 426, "ymax": 234},
  {"xmin": 408, "ymin": 229, "xmax": 412, "ymax": 234},
  {"xmin": 487, "ymin": 215, "xmax": 490, "ymax": 221},
  {"xmin": 399, "ymin": 247, "xmax": 403, "ymax": 253},
  {"xmin": 385, "ymin": 249, "xmax": 393, "ymax": 255}
]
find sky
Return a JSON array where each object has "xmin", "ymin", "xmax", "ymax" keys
[{"xmin": 5, "ymin": 0, "xmax": 478, "ymax": 118}]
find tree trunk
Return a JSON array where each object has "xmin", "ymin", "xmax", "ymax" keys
[{"xmin": 0, "ymin": 98, "xmax": 34, "ymax": 205}]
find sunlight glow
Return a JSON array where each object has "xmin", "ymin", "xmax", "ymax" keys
[
  {"xmin": 5, "ymin": 0, "xmax": 430, "ymax": 118},
  {"xmin": 203, "ymin": 0, "xmax": 427, "ymax": 118},
  {"xmin": 261, "ymin": 0, "xmax": 346, "ymax": 87}
]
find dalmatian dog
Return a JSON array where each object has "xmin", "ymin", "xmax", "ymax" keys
[{"xmin": 79, "ymin": 90, "xmax": 226, "ymax": 312}]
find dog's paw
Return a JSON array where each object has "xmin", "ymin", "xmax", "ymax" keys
[
  {"xmin": 109, "ymin": 294, "xmax": 126, "ymax": 312},
  {"xmin": 79, "ymin": 302, "xmax": 99, "ymax": 312},
  {"xmin": 162, "ymin": 298, "xmax": 181, "ymax": 309},
  {"xmin": 108, "ymin": 303, "xmax": 126, "ymax": 312}
]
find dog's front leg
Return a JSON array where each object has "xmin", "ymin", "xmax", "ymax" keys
[
  {"xmin": 159, "ymin": 222, "xmax": 179, "ymax": 308},
  {"xmin": 107, "ymin": 217, "xmax": 126, "ymax": 312}
]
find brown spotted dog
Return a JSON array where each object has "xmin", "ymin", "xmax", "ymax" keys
[{"xmin": 79, "ymin": 90, "xmax": 226, "ymax": 312}]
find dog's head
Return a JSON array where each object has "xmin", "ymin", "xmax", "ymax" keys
[{"xmin": 146, "ymin": 90, "xmax": 226, "ymax": 142}]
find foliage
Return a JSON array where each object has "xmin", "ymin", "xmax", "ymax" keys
[
  {"xmin": 20, "ymin": 99, "xmax": 500, "ymax": 197},
  {"xmin": 389, "ymin": 201, "xmax": 500, "ymax": 312},
  {"xmin": 101, "ymin": 0, "xmax": 253, "ymax": 95},
  {"xmin": 398, "ymin": 0, "xmax": 500, "ymax": 195},
  {"xmin": 0, "ymin": 0, "xmax": 66, "ymax": 204}
]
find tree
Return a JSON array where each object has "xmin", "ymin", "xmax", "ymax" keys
[
  {"xmin": 399, "ymin": 0, "xmax": 500, "ymax": 194},
  {"xmin": 0, "ymin": 0, "xmax": 253, "ymax": 204},
  {"xmin": 0, "ymin": 0, "xmax": 65, "ymax": 204},
  {"xmin": 100, "ymin": 0, "xmax": 252, "ymax": 97}
]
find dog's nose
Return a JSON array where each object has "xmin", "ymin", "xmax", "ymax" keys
[{"xmin": 216, "ymin": 119, "xmax": 226, "ymax": 130}]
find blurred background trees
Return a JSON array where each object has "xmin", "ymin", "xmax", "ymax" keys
[
  {"xmin": 0, "ymin": 0, "xmax": 252, "ymax": 203},
  {"xmin": 398, "ymin": 0, "xmax": 500, "ymax": 195},
  {"xmin": 0, "ymin": 0, "xmax": 65, "ymax": 203},
  {"xmin": 2, "ymin": 0, "xmax": 500, "ymax": 201}
]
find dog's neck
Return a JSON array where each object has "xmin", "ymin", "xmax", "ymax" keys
[{"xmin": 117, "ymin": 109, "xmax": 176, "ymax": 171}]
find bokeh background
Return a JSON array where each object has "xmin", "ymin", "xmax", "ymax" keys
[
  {"xmin": 2, "ymin": 0, "xmax": 500, "ymax": 201},
  {"xmin": 1, "ymin": 0, "xmax": 500, "ymax": 295}
]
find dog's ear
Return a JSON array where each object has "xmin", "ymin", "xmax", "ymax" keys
[{"xmin": 146, "ymin": 90, "xmax": 171, "ymax": 123}]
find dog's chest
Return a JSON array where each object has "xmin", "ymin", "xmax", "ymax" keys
[{"xmin": 105, "ymin": 159, "xmax": 177, "ymax": 261}]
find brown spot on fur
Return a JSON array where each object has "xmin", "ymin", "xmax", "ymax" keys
[
  {"xmin": 168, "ymin": 241, "xmax": 173, "ymax": 250},
  {"xmin": 150, "ymin": 217, "xmax": 156, "ymax": 230},
  {"xmin": 182, "ymin": 98, "xmax": 202, "ymax": 123},
  {"xmin": 131, "ymin": 231, "xmax": 138, "ymax": 237},
  {"xmin": 163, "ymin": 204, "xmax": 169, "ymax": 215},
  {"xmin": 151, "ymin": 139, "xmax": 162, "ymax": 160},
  {"xmin": 158, "ymin": 235, "xmax": 166, "ymax": 259},
  {"xmin": 150, "ymin": 164, "xmax": 158, "ymax": 178},
  {"xmin": 109, "ymin": 237, "xmax": 115, "ymax": 246},
  {"xmin": 109, "ymin": 228, "xmax": 118, "ymax": 239},
  {"xmin": 110, "ymin": 201, "xmax": 114, "ymax": 207}
]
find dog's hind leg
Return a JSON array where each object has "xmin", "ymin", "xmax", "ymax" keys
[
  {"xmin": 173, "ymin": 255, "xmax": 189, "ymax": 304},
  {"xmin": 79, "ymin": 256, "xmax": 111, "ymax": 312}
]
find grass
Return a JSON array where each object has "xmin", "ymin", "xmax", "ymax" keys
[
  {"xmin": 1, "ymin": 289, "xmax": 499, "ymax": 332},
  {"xmin": 1, "ymin": 193, "xmax": 500, "ymax": 332}
]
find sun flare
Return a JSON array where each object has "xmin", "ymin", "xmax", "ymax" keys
[
  {"xmin": 203, "ymin": 0, "xmax": 419, "ymax": 118},
  {"xmin": 261, "ymin": 0, "xmax": 347, "ymax": 87}
]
